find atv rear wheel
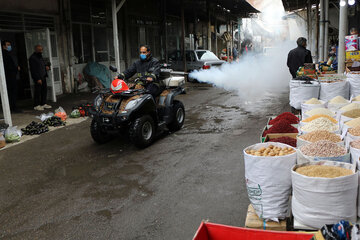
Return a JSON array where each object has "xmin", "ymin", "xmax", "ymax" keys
[
  {"xmin": 168, "ymin": 100, "xmax": 185, "ymax": 132},
  {"xmin": 129, "ymin": 115, "xmax": 155, "ymax": 148},
  {"xmin": 90, "ymin": 119, "xmax": 112, "ymax": 144}
]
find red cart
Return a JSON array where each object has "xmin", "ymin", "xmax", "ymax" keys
[{"xmin": 193, "ymin": 222, "xmax": 313, "ymax": 240}]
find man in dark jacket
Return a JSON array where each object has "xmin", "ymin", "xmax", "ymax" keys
[
  {"xmin": 287, "ymin": 37, "xmax": 313, "ymax": 78},
  {"xmin": 2, "ymin": 40, "xmax": 20, "ymax": 112},
  {"xmin": 29, "ymin": 44, "xmax": 51, "ymax": 111},
  {"xmin": 119, "ymin": 45, "xmax": 162, "ymax": 99}
]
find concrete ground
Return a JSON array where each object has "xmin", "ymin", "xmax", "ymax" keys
[{"xmin": 0, "ymin": 84, "xmax": 289, "ymax": 240}]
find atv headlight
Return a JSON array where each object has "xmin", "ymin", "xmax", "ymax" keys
[
  {"xmin": 94, "ymin": 95, "xmax": 103, "ymax": 109},
  {"xmin": 125, "ymin": 99, "xmax": 140, "ymax": 110}
]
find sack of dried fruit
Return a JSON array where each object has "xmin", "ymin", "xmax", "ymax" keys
[
  {"xmin": 297, "ymin": 140, "xmax": 350, "ymax": 164},
  {"xmin": 292, "ymin": 161, "xmax": 357, "ymax": 228},
  {"xmin": 243, "ymin": 142, "xmax": 297, "ymax": 221}
]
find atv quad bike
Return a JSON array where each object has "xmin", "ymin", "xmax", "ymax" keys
[{"xmin": 89, "ymin": 64, "xmax": 186, "ymax": 148}]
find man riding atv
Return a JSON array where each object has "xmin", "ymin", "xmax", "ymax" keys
[{"xmin": 118, "ymin": 44, "xmax": 163, "ymax": 99}]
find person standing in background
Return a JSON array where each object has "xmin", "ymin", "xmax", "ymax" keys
[
  {"xmin": 1, "ymin": 40, "xmax": 21, "ymax": 113},
  {"xmin": 29, "ymin": 44, "xmax": 52, "ymax": 111},
  {"xmin": 287, "ymin": 37, "xmax": 313, "ymax": 79}
]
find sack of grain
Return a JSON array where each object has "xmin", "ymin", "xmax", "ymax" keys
[
  {"xmin": 297, "ymin": 140, "xmax": 350, "ymax": 164},
  {"xmin": 301, "ymin": 100, "xmax": 326, "ymax": 118},
  {"xmin": 345, "ymin": 129, "xmax": 360, "ymax": 149},
  {"xmin": 339, "ymin": 114, "xmax": 354, "ymax": 130},
  {"xmin": 297, "ymin": 131, "xmax": 344, "ymax": 148},
  {"xmin": 319, "ymin": 81, "xmax": 350, "ymax": 102},
  {"xmin": 347, "ymin": 72, "xmax": 360, "ymax": 97},
  {"xmin": 289, "ymin": 80, "xmax": 320, "ymax": 110},
  {"xmin": 292, "ymin": 161, "xmax": 357, "ymax": 229},
  {"xmin": 244, "ymin": 142, "xmax": 297, "ymax": 221}
]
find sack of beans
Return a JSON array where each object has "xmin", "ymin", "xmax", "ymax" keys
[
  {"xmin": 301, "ymin": 98, "xmax": 326, "ymax": 118},
  {"xmin": 292, "ymin": 161, "xmax": 357, "ymax": 229},
  {"xmin": 289, "ymin": 80, "xmax": 320, "ymax": 110},
  {"xmin": 244, "ymin": 142, "xmax": 297, "ymax": 221},
  {"xmin": 350, "ymin": 140, "xmax": 360, "ymax": 167},
  {"xmin": 297, "ymin": 130, "xmax": 344, "ymax": 148},
  {"xmin": 345, "ymin": 127, "xmax": 360, "ymax": 148},
  {"xmin": 297, "ymin": 140, "xmax": 350, "ymax": 164}
]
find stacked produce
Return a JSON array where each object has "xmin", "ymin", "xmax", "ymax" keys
[
  {"xmin": 21, "ymin": 121, "xmax": 49, "ymax": 135},
  {"xmin": 304, "ymin": 98, "xmax": 322, "ymax": 104},
  {"xmin": 340, "ymin": 103, "xmax": 360, "ymax": 112},
  {"xmin": 263, "ymin": 121, "xmax": 298, "ymax": 136},
  {"xmin": 268, "ymin": 137, "xmax": 296, "ymax": 147},
  {"xmin": 345, "ymin": 117, "xmax": 360, "ymax": 128},
  {"xmin": 305, "ymin": 108, "xmax": 335, "ymax": 117},
  {"xmin": 300, "ymin": 117, "xmax": 339, "ymax": 132},
  {"xmin": 269, "ymin": 112, "xmax": 299, "ymax": 125},
  {"xmin": 300, "ymin": 140, "xmax": 347, "ymax": 157},
  {"xmin": 329, "ymin": 96, "xmax": 349, "ymax": 104},
  {"xmin": 245, "ymin": 145, "xmax": 295, "ymax": 156},
  {"xmin": 302, "ymin": 114, "xmax": 338, "ymax": 123},
  {"xmin": 43, "ymin": 116, "xmax": 66, "ymax": 127},
  {"xmin": 298, "ymin": 130, "xmax": 341, "ymax": 143},
  {"xmin": 342, "ymin": 109, "xmax": 360, "ymax": 118},
  {"xmin": 296, "ymin": 165, "xmax": 353, "ymax": 178}
]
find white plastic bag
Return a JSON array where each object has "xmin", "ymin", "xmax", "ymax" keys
[
  {"xmin": 4, "ymin": 126, "xmax": 22, "ymax": 143},
  {"xmin": 289, "ymin": 80, "xmax": 320, "ymax": 110},
  {"xmin": 347, "ymin": 72, "xmax": 360, "ymax": 97},
  {"xmin": 244, "ymin": 142, "xmax": 296, "ymax": 221},
  {"xmin": 37, "ymin": 112, "xmax": 54, "ymax": 122},
  {"xmin": 319, "ymin": 81, "xmax": 350, "ymax": 102},
  {"xmin": 292, "ymin": 161, "xmax": 357, "ymax": 229},
  {"xmin": 350, "ymin": 145, "xmax": 360, "ymax": 167}
]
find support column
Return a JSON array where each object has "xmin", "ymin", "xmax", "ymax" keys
[
  {"xmin": 112, "ymin": 0, "xmax": 120, "ymax": 71},
  {"xmin": 324, "ymin": 0, "xmax": 329, "ymax": 60},
  {"xmin": 307, "ymin": 0, "xmax": 313, "ymax": 53},
  {"xmin": 338, "ymin": 1, "xmax": 348, "ymax": 74},
  {"xmin": 207, "ymin": 0, "xmax": 211, "ymax": 51},
  {"xmin": 316, "ymin": 0, "xmax": 319, "ymax": 62},
  {"xmin": 319, "ymin": 0, "xmax": 325, "ymax": 61},
  {"xmin": 215, "ymin": 18, "xmax": 218, "ymax": 55},
  {"xmin": 181, "ymin": 0, "xmax": 187, "ymax": 72},
  {"xmin": 0, "ymin": 49, "xmax": 12, "ymax": 126}
]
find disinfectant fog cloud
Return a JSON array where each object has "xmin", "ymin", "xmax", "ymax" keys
[{"xmin": 189, "ymin": 41, "xmax": 295, "ymax": 101}]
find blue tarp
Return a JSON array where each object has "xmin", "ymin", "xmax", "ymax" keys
[{"xmin": 83, "ymin": 62, "xmax": 111, "ymax": 88}]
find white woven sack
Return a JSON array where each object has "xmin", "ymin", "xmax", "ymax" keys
[
  {"xmin": 319, "ymin": 81, "xmax": 350, "ymax": 102},
  {"xmin": 296, "ymin": 135, "xmax": 344, "ymax": 148},
  {"xmin": 289, "ymin": 80, "xmax": 320, "ymax": 110},
  {"xmin": 244, "ymin": 142, "xmax": 296, "ymax": 221},
  {"xmin": 292, "ymin": 161, "xmax": 357, "ymax": 229},
  {"xmin": 301, "ymin": 101, "xmax": 326, "ymax": 118},
  {"xmin": 297, "ymin": 147, "xmax": 350, "ymax": 164},
  {"xmin": 347, "ymin": 72, "xmax": 360, "ymax": 97},
  {"xmin": 346, "ymin": 132, "xmax": 360, "ymax": 149}
]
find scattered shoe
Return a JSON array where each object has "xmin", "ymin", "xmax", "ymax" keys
[
  {"xmin": 42, "ymin": 104, "xmax": 52, "ymax": 109},
  {"xmin": 34, "ymin": 105, "xmax": 44, "ymax": 111}
]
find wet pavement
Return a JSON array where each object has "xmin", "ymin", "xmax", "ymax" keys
[{"xmin": 0, "ymin": 84, "xmax": 289, "ymax": 240}]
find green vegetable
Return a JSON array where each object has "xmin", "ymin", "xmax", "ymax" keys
[
  {"xmin": 5, "ymin": 134, "xmax": 20, "ymax": 143},
  {"xmin": 70, "ymin": 109, "xmax": 81, "ymax": 118}
]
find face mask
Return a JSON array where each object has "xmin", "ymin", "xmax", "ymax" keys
[
  {"xmin": 6, "ymin": 45, "xmax": 11, "ymax": 51},
  {"xmin": 140, "ymin": 54, "xmax": 147, "ymax": 60}
]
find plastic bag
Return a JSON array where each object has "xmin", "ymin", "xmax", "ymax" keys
[
  {"xmin": 55, "ymin": 107, "xmax": 67, "ymax": 121},
  {"xmin": 4, "ymin": 126, "xmax": 22, "ymax": 143},
  {"xmin": 70, "ymin": 109, "xmax": 81, "ymax": 118},
  {"xmin": 37, "ymin": 112, "xmax": 54, "ymax": 122}
]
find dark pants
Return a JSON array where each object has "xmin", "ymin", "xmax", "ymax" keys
[
  {"xmin": 146, "ymin": 83, "xmax": 163, "ymax": 99},
  {"xmin": 6, "ymin": 80, "xmax": 17, "ymax": 110},
  {"xmin": 34, "ymin": 78, "xmax": 47, "ymax": 106}
]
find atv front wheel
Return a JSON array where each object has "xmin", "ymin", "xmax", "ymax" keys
[
  {"xmin": 129, "ymin": 115, "xmax": 155, "ymax": 148},
  {"xmin": 168, "ymin": 100, "xmax": 185, "ymax": 132},
  {"xmin": 90, "ymin": 119, "xmax": 112, "ymax": 144}
]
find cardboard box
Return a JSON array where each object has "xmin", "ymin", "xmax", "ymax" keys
[
  {"xmin": 245, "ymin": 204, "xmax": 287, "ymax": 231},
  {"xmin": 346, "ymin": 50, "xmax": 360, "ymax": 61}
]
